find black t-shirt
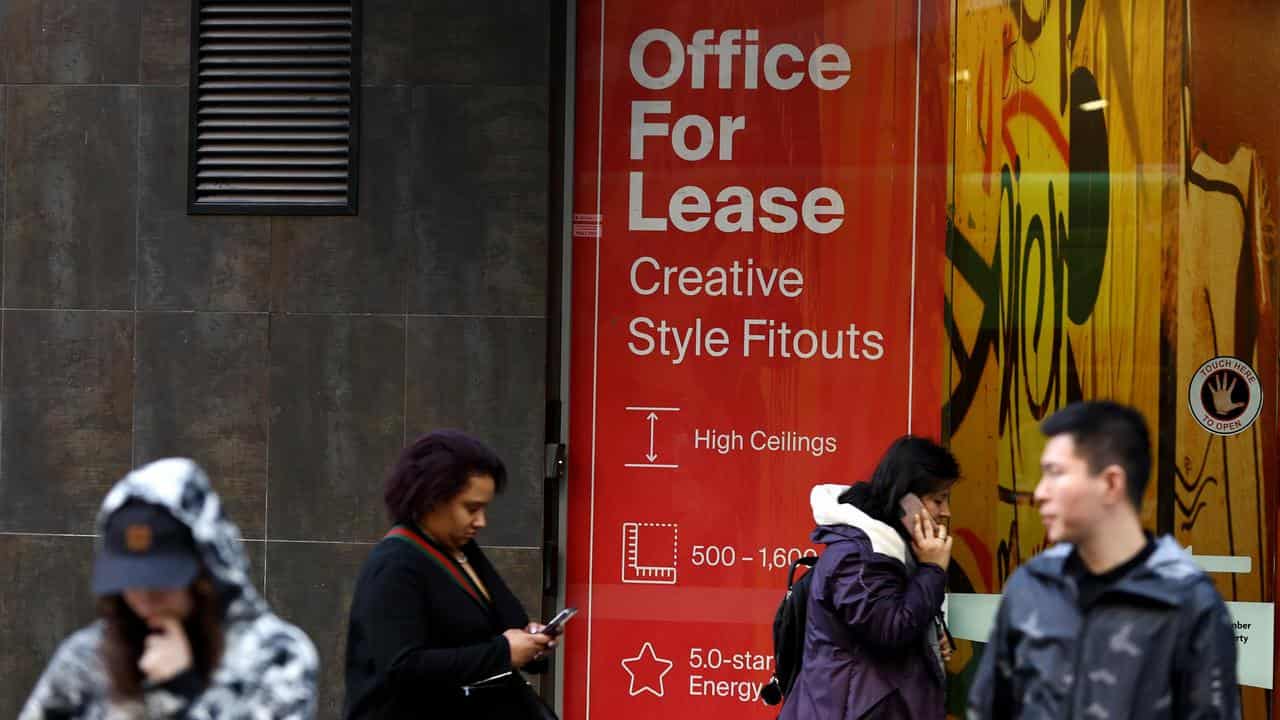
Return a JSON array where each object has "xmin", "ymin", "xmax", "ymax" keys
[{"xmin": 1065, "ymin": 536, "xmax": 1156, "ymax": 610}]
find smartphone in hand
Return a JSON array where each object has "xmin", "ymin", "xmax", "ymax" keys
[
  {"xmin": 539, "ymin": 607, "xmax": 578, "ymax": 636},
  {"xmin": 898, "ymin": 492, "xmax": 925, "ymax": 530}
]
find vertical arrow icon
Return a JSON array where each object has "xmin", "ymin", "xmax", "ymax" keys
[
  {"xmin": 646, "ymin": 412, "xmax": 658, "ymax": 462},
  {"xmin": 623, "ymin": 406, "xmax": 679, "ymax": 470}
]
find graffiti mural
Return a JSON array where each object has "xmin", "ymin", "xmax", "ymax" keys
[{"xmin": 942, "ymin": 0, "xmax": 1278, "ymax": 715}]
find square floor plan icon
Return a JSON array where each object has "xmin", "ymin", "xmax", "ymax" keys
[{"xmin": 621, "ymin": 522, "xmax": 678, "ymax": 584}]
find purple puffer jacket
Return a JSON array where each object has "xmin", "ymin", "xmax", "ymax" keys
[{"xmin": 778, "ymin": 485, "xmax": 947, "ymax": 720}]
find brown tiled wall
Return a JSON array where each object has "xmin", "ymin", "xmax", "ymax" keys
[{"xmin": 0, "ymin": 2, "xmax": 551, "ymax": 717}]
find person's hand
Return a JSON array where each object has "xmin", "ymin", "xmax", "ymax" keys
[
  {"xmin": 526, "ymin": 621, "xmax": 563, "ymax": 639},
  {"xmin": 1209, "ymin": 374, "xmax": 1245, "ymax": 415},
  {"xmin": 139, "ymin": 617, "xmax": 193, "ymax": 684},
  {"xmin": 939, "ymin": 627, "xmax": 954, "ymax": 663},
  {"xmin": 910, "ymin": 510, "xmax": 953, "ymax": 570},
  {"xmin": 529, "ymin": 623, "xmax": 562, "ymax": 661},
  {"xmin": 504, "ymin": 628, "xmax": 553, "ymax": 668}
]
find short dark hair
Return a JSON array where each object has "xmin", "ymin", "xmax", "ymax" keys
[
  {"xmin": 1040, "ymin": 401, "xmax": 1151, "ymax": 509},
  {"xmin": 839, "ymin": 435, "xmax": 961, "ymax": 524},
  {"xmin": 384, "ymin": 430, "xmax": 508, "ymax": 525}
]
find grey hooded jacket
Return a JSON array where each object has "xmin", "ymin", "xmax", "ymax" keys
[
  {"xmin": 967, "ymin": 536, "xmax": 1239, "ymax": 720},
  {"xmin": 20, "ymin": 458, "xmax": 319, "ymax": 720}
]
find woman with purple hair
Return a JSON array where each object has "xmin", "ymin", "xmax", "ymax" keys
[{"xmin": 342, "ymin": 430, "xmax": 557, "ymax": 719}]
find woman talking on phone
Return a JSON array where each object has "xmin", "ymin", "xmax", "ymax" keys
[
  {"xmin": 779, "ymin": 436, "xmax": 960, "ymax": 720},
  {"xmin": 343, "ymin": 431, "xmax": 557, "ymax": 719}
]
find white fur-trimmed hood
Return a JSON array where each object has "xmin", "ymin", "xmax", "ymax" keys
[{"xmin": 810, "ymin": 484, "xmax": 908, "ymax": 563}]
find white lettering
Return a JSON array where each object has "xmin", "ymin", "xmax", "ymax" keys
[
  {"xmin": 630, "ymin": 29, "xmax": 684, "ymax": 89},
  {"xmin": 716, "ymin": 30, "xmax": 742, "ymax": 89},
  {"xmin": 625, "ymin": 257, "xmax": 806, "ymax": 298},
  {"xmin": 629, "ymin": 256, "xmax": 661, "ymax": 295},
  {"xmin": 629, "ymin": 28, "xmax": 851, "ymax": 92},
  {"xmin": 630, "ymin": 101, "xmax": 671, "ymax": 160},
  {"xmin": 759, "ymin": 187, "xmax": 798, "ymax": 233},
  {"xmin": 628, "ymin": 171, "xmax": 666, "ymax": 231},
  {"xmin": 802, "ymin": 188, "xmax": 846, "ymax": 234},
  {"xmin": 719, "ymin": 115, "xmax": 746, "ymax": 160},
  {"xmin": 742, "ymin": 320, "xmax": 886, "ymax": 360},
  {"xmin": 688, "ymin": 29, "xmax": 715, "ymax": 89},
  {"xmin": 764, "ymin": 43, "xmax": 804, "ymax": 90},
  {"xmin": 629, "ymin": 177, "xmax": 844, "ymax": 235},
  {"xmin": 743, "ymin": 29, "xmax": 760, "ymax": 89},
  {"xmin": 672, "ymin": 114, "xmax": 715, "ymax": 161},
  {"xmin": 628, "ymin": 317, "xmax": 657, "ymax": 355},
  {"xmin": 625, "ymin": 318, "xmax": 730, "ymax": 364},
  {"xmin": 714, "ymin": 186, "xmax": 754, "ymax": 232},
  {"xmin": 862, "ymin": 330, "xmax": 884, "ymax": 360},
  {"xmin": 670, "ymin": 186, "xmax": 712, "ymax": 232},
  {"xmin": 809, "ymin": 44, "xmax": 852, "ymax": 90}
]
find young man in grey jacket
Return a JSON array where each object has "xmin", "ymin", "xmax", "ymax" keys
[{"xmin": 968, "ymin": 401, "xmax": 1238, "ymax": 719}]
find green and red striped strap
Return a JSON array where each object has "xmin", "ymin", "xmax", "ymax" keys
[{"xmin": 384, "ymin": 526, "xmax": 486, "ymax": 606}]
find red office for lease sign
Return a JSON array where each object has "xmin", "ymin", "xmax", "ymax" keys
[{"xmin": 564, "ymin": 1, "xmax": 948, "ymax": 717}]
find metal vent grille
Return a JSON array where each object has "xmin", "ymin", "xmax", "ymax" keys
[{"xmin": 187, "ymin": 1, "xmax": 360, "ymax": 214}]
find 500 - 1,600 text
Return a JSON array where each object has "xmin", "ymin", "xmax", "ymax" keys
[{"xmin": 690, "ymin": 545, "xmax": 818, "ymax": 570}]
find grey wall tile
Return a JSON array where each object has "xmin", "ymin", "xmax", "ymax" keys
[
  {"xmin": 269, "ymin": 315, "xmax": 404, "ymax": 542},
  {"xmin": 410, "ymin": 85, "xmax": 549, "ymax": 316},
  {"xmin": 0, "ymin": 92, "xmax": 5, "ymax": 306},
  {"xmin": 271, "ymin": 87, "xmax": 413, "ymax": 314},
  {"xmin": 0, "ymin": 0, "xmax": 142, "ymax": 83},
  {"xmin": 134, "ymin": 313, "xmax": 269, "ymax": 538},
  {"xmin": 138, "ymin": 88, "xmax": 270, "ymax": 311},
  {"xmin": 486, "ymin": 547, "xmax": 544, "ymax": 621},
  {"xmin": 406, "ymin": 317, "xmax": 546, "ymax": 546},
  {"xmin": 265, "ymin": 541, "xmax": 372, "ymax": 720},
  {"xmin": 141, "ymin": 0, "xmax": 191, "ymax": 84},
  {"xmin": 361, "ymin": 0, "xmax": 415, "ymax": 86},
  {"xmin": 4, "ymin": 86, "xmax": 138, "ymax": 309},
  {"xmin": 367, "ymin": 0, "xmax": 550, "ymax": 87},
  {"xmin": 0, "ymin": 535, "xmax": 98, "ymax": 720},
  {"xmin": 0, "ymin": 311, "xmax": 134, "ymax": 533},
  {"xmin": 412, "ymin": 0, "xmax": 549, "ymax": 86},
  {"xmin": 243, "ymin": 539, "xmax": 267, "ymax": 596}
]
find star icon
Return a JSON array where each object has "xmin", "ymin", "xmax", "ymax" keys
[{"xmin": 620, "ymin": 642, "xmax": 673, "ymax": 697}]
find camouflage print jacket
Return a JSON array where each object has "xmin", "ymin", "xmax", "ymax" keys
[
  {"xmin": 20, "ymin": 459, "xmax": 319, "ymax": 720},
  {"xmin": 967, "ymin": 536, "xmax": 1239, "ymax": 720}
]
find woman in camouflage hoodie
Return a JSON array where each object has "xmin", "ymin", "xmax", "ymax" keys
[{"xmin": 20, "ymin": 458, "xmax": 319, "ymax": 720}]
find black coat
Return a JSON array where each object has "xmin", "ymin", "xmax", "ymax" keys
[
  {"xmin": 343, "ymin": 524, "xmax": 547, "ymax": 719},
  {"xmin": 967, "ymin": 536, "xmax": 1238, "ymax": 720}
]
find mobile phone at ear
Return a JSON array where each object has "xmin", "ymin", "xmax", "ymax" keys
[
  {"xmin": 540, "ymin": 607, "xmax": 578, "ymax": 636},
  {"xmin": 898, "ymin": 493, "xmax": 925, "ymax": 528}
]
